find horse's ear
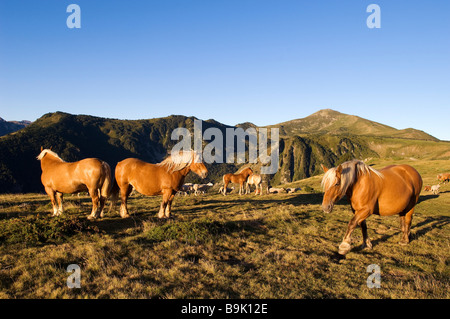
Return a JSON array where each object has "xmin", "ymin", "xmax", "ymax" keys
[
  {"xmin": 336, "ymin": 165, "xmax": 343, "ymax": 179},
  {"xmin": 50, "ymin": 146, "xmax": 53, "ymax": 150},
  {"xmin": 40, "ymin": 146, "xmax": 43, "ymax": 152},
  {"xmin": 321, "ymin": 164, "xmax": 328, "ymax": 173}
]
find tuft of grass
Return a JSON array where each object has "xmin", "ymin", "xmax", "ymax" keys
[{"xmin": 0, "ymin": 215, "xmax": 100, "ymax": 246}]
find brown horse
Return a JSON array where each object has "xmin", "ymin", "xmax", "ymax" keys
[
  {"xmin": 438, "ymin": 173, "xmax": 450, "ymax": 183},
  {"xmin": 321, "ymin": 160, "xmax": 422, "ymax": 255},
  {"xmin": 114, "ymin": 151, "xmax": 207, "ymax": 218},
  {"xmin": 37, "ymin": 148, "xmax": 113, "ymax": 219},
  {"xmin": 222, "ymin": 167, "xmax": 253, "ymax": 195}
]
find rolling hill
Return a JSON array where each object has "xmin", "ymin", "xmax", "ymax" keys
[
  {"xmin": 0, "ymin": 110, "xmax": 448, "ymax": 193},
  {"xmin": 272, "ymin": 109, "xmax": 438, "ymax": 141}
]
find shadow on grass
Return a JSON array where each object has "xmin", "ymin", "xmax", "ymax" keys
[{"xmin": 174, "ymin": 192, "xmax": 351, "ymax": 214}]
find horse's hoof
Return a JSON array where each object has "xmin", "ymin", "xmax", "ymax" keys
[
  {"xmin": 362, "ymin": 240, "xmax": 373, "ymax": 250},
  {"xmin": 338, "ymin": 242, "xmax": 351, "ymax": 255},
  {"xmin": 398, "ymin": 240, "xmax": 409, "ymax": 246}
]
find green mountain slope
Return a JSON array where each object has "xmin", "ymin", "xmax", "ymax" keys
[{"xmin": 273, "ymin": 109, "xmax": 438, "ymax": 141}]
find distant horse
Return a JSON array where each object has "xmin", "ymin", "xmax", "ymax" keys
[
  {"xmin": 438, "ymin": 173, "xmax": 450, "ymax": 183},
  {"xmin": 431, "ymin": 184, "xmax": 441, "ymax": 195},
  {"xmin": 37, "ymin": 147, "xmax": 113, "ymax": 219},
  {"xmin": 114, "ymin": 151, "xmax": 207, "ymax": 218},
  {"xmin": 222, "ymin": 167, "xmax": 253, "ymax": 195},
  {"xmin": 321, "ymin": 160, "xmax": 422, "ymax": 255},
  {"xmin": 246, "ymin": 174, "xmax": 263, "ymax": 195}
]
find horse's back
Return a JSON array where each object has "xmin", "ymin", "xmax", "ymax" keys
[
  {"xmin": 115, "ymin": 158, "xmax": 167, "ymax": 195},
  {"xmin": 382, "ymin": 164, "xmax": 422, "ymax": 193},
  {"xmin": 42, "ymin": 157, "xmax": 107, "ymax": 193},
  {"xmin": 375, "ymin": 164, "xmax": 422, "ymax": 215}
]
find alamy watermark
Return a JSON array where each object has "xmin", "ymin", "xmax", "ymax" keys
[
  {"xmin": 366, "ymin": 264, "xmax": 381, "ymax": 288},
  {"xmin": 171, "ymin": 119, "xmax": 279, "ymax": 174},
  {"xmin": 67, "ymin": 264, "xmax": 81, "ymax": 288}
]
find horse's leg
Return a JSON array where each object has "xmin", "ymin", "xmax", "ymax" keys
[
  {"xmin": 158, "ymin": 189, "xmax": 171, "ymax": 218},
  {"xmin": 99, "ymin": 195, "xmax": 106, "ymax": 218},
  {"xmin": 339, "ymin": 210, "xmax": 370, "ymax": 255},
  {"xmin": 45, "ymin": 187, "xmax": 58, "ymax": 216},
  {"xmin": 399, "ymin": 208, "xmax": 414, "ymax": 245},
  {"xmin": 87, "ymin": 187, "xmax": 100, "ymax": 220},
  {"xmin": 360, "ymin": 220, "xmax": 372, "ymax": 250},
  {"xmin": 223, "ymin": 181, "xmax": 229, "ymax": 196},
  {"xmin": 56, "ymin": 192, "xmax": 64, "ymax": 216},
  {"xmin": 119, "ymin": 184, "xmax": 132, "ymax": 218},
  {"xmin": 164, "ymin": 193, "xmax": 176, "ymax": 218}
]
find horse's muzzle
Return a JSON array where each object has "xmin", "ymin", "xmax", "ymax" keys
[{"xmin": 322, "ymin": 203, "xmax": 334, "ymax": 214}]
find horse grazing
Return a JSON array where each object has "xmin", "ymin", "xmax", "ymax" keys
[
  {"xmin": 37, "ymin": 148, "xmax": 113, "ymax": 219},
  {"xmin": 431, "ymin": 184, "xmax": 441, "ymax": 195},
  {"xmin": 321, "ymin": 160, "xmax": 422, "ymax": 255},
  {"xmin": 246, "ymin": 174, "xmax": 263, "ymax": 195},
  {"xmin": 114, "ymin": 151, "xmax": 207, "ymax": 218},
  {"xmin": 437, "ymin": 173, "xmax": 450, "ymax": 183},
  {"xmin": 222, "ymin": 167, "xmax": 253, "ymax": 195}
]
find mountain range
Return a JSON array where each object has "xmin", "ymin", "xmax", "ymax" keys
[
  {"xmin": 0, "ymin": 109, "xmax": 448, "ymax": 193},
  {"xmin": 0, "ymin": 117, "xmax": 31, "ymax": 137}
]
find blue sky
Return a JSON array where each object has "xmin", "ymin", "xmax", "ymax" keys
[{"xmin": 0, "ymin": 1, "xmax": 449, "ymax": 140}]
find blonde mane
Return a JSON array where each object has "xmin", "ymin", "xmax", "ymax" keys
[
  {"xmin": 321, "ymin": 160, "xmax": 383, "ymax": 195},
  {"xmin": 36, "ymin": 149, "xmax": 65, "ymax": 162},
  {"xmin": 156, "ymin": 150, "xmax": 201, "ymax": 173}
]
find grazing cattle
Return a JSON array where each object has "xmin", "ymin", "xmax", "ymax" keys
[
  {"xmin": 193, "ymin": 183, "xmax": 213, "ymax": 196},
  {"xmin": 178, "ymin": 183, "xmax": 194, "ymax": 196},
  {"xmin": 218, "ymin": 186, "xmax": 234, "ymax": 194},
  {"xmin": 222, "ymin": 167, "xmax": 253, "ymax": 195},
  {"xmin": 268, "ymin": 187, "xmax": 287, "ymax": 194},
  {"xmin": 423, "ymin": 185, "xmax": 431, "ymax": 192},
  {"xmin": 37, "ymin": 148, "xmax": 113, "ymax": 219},
  {"xmin": 114, "ymin": 151, "xmax": 207, "ymax": 218},
  {"xmin": 286, "ymin": 187, "xmax": 301, "ymax": 193},
  {"xmin": 321, "ymin": 160, "xmax": 422, "ymax": 255}
]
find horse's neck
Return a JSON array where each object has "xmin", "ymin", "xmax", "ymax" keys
[
  {"xmin": 41, "ymin": 155, "xmax": 64, "ymax": 169},
  {"xmin": 176, "ymin": 166, "xmax": 191, "ymax": 178}
]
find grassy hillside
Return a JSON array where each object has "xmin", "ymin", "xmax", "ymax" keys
[
  {"xmin": 272, "ymin": 109, "xmax": 439, "ymax": 141},
  {"xmin": 0, "ymin": 158, "xmax": 448, "ymax": 298}
]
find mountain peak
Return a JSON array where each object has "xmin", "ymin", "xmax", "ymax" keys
[
  {"xmin": 311, "ymin": 109, "xmax": 342, "ymax": 116},
  {"xmin": 273, "ymin": 109, "xmax": 438, "ymax": 141}
]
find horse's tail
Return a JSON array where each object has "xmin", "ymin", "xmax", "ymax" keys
[
  {"xmin": 99, "ymin": 161, "xmax": 120, "ymax": 214},
  {"xmin": 107, "ymin": 179, "xmax": 120, "ymax": 214},
  {"xmin": 100, "ymin": 161, "xmax": 113, "ymax": 199}
]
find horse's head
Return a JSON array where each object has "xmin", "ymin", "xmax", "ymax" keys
[
  {"xmin": 190, "ymin": 161, "xmax": 208, "ymax": 179},
  {"xmin": 190, "ymin": 151, "xmax": 208, "ymax": 179},
  {"xmin": 321, "ymin": 164, "xmax": 344, "ymax": 213},
  {"xmin": 242, "ymin": 167, "xmax": 253, "ymax": 177}
]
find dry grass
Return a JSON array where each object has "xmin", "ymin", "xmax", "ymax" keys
[{"xmin": 0, "ymin": 159, "xmax": 449, "ymax": 299}]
